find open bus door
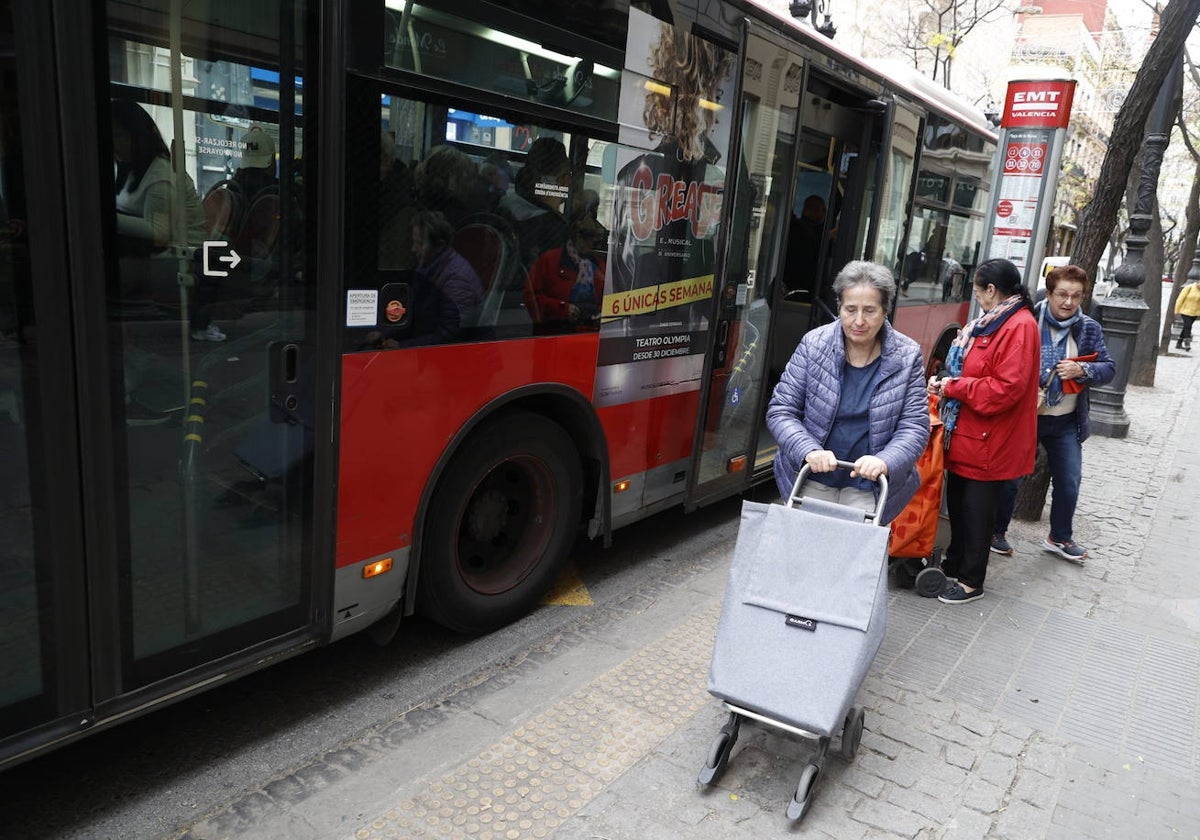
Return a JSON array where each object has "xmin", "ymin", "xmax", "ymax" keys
[
  {"xmin": 687, "ymin": 26, "xmax": 803, "ymax": 507},
  {"xmin": 1, "ymin": 0, "xmax": 323, "ymax": 769},
  {"xmin": 690, "ymin": 42, "xmax": 892, "ymax": 508}
]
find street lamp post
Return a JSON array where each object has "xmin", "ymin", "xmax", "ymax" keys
[
  {"xmin": 789, "ymin": 0, "xmax": 836, "ymax": 37},
  {"xmin": 1090, "ymin": 62, "xmax": 1184, "ymax": 438}
]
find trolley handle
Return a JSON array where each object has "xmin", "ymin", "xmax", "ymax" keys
[{"xmin": 789, "ymin": 460, "xmax": 889, "ymax": 525}]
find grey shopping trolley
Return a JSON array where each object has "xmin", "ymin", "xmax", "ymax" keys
[{"xmin": 699, "ymin": 461, "xmax": 890, "ymax": 822}]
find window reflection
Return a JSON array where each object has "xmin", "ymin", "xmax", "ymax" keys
[
  {"xmin": 0, "ymin": 0, "xmax": 43, "ymax": 726},
  {"xmin": 349, "ymin": 91, "xmax": 611, "ymax": 349}
]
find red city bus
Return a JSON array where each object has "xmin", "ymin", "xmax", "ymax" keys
[{"xmin": 0, "ymin": 0, "xmax": 995, "ymax": 769}]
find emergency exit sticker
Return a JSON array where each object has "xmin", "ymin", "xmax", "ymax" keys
[{"xmin": 346, "ymin": 290, "xmax": 379, "ymax": 327}]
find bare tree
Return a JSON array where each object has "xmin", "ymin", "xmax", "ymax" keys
[
  {"xmin": 1158, "ymin": 46, "xmax": 1200, "ymax": 354},
  {"xmin": 1069, "ymin": 0, "xmax": 1200, "ymax": 281},
  {"xmin": 884, "ymin": 0, "xmax": 1015, "ymax": 88}
]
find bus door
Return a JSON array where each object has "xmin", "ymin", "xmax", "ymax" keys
[
  {"xmin": 768, "ymin": 73, "xmax": 888, "ymax": 383},
  {"xmin": 1, "ymin": 0, "xmax": 321, "ymax": 767},
  {"xmin": 688, "ymin": 25, "xmax": 803, "ymax": 504}
]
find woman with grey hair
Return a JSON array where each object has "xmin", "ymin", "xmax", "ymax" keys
[{"xmin": 766, "ymin": 260, "xmax": 929, "ymax": 523}]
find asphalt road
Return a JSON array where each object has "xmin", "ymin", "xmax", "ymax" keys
[{"xmin": 0, "ymin": 493, "xmax": 748, "ymax": 840}]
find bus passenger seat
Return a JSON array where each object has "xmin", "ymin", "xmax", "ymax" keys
[
  {"xmin": 202, "ymin": 182, "xmax": 241, "ymax": 239},
  {"xmin": 453, "ymin": 222, "xmax": 512, "ymax": 327},
  {"xmin": 237, "ymin": 191, "xmax": 282, "ymax": 259}
]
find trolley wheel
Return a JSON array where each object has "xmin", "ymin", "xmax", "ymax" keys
[
  {"xmin": 417, "ymin": 412, "xmax": 583, "ymax": 634},
  {"xmin": 698, "ymin": 732, "xmax": 732, "ymax": 785},
  {"xmin": 698, "ymin": 712, "xmax": 742, "ymax": 785},
  {"xmin": 915, "ymin": 566, "xmax": 947, "ymax": 598},
  {"xmin": 839, "ymin": 706, "xmax": 865, "ymax": 760},
  {"xmin": 786, "ymin": 762, "xmax": 821, "ymax": 822}
]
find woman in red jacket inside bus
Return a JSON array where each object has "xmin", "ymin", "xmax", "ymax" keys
[
  {"xmin": 927, "ymin": 258, "xmax": 1039, "ymax": 604},
  {"xmin": 524, "ymin": 209, "xmax": 607, "ymax": 329}
]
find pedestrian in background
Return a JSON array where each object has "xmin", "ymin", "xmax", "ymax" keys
[
  {"xmin": 928, "ymin": 258, "xmax": 1039, "ymax": 604},
  {"xmin": 767, "ymin": 260, "xmax": 929, "ymax": 525},
  {"xmin": 1174, "ymin": 277, "xmax": 1200, "ymax": 351},
  {"xmin": 991, "ymin": 264, "xmax": 1115, "ymax": 563}
]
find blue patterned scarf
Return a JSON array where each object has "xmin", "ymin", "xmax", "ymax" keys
[
  {"xmin": 1036, "ymin": 301, "xmax": 1082, "ymax": 407},
  {"xmin": 940, "ymin": 294, "xmax": 1027, "ymax": 449}
]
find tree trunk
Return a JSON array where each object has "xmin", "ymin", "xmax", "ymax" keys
[
  {"xmin": 1013, "ymin": 445, "xmax": 1049, "ymax": 521},
  {"xmin": 1069, "ymin": 0, "xmax": 1200, "ymax": 280}
]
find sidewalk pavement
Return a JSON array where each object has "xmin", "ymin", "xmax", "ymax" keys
[{"xmin": 185, "ymin": 350, "xmax": 1200, "ymax": 840}]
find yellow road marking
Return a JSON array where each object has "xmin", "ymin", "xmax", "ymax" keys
[{"xmin": 541, "ymin": 561, "xmax": 594, "ymax": 606}]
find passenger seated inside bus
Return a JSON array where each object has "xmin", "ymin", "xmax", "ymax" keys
[
  {"xmin": 377, "ymin": 130, "xmax": 417, "ymax": 271},
  {"xmin": 414, "ymin": 144, "xmax": 476, "ymax": 229},
  {"xmin": 498, "ymin": 136, "xmax": 571, "ymax": 270},
  {"xmin": 782, "ymin": 194, "xmax": 826, "ymax": 296},
  {"xmin": 524, "ymin": 207, "xmax": 607, "ymax": 330},
  {"xmin": 112, "ymin": 100, "xmax": 220, "ymax": 338},
  {"xmin": 363, "ymin": 210, "xmax": 485, "ymax": 348}
]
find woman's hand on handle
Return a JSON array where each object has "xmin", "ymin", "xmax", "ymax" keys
[
  {"xmin": 804, "ymin": 449, "xmax": 838, "ymax": 473},
  {"xmin": 851, "ymin": 455, "xmax": 888, "ymax": 481}
]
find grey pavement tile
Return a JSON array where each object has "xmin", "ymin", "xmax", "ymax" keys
[
  {"xmin": 1010, "ymin": 770, "xmax": 1061, "ymax": 810},
  {"xmin": 850, "ymin": 796, "xmax": 933, "ymax": 836},
  {"xmin": 941, "ymin": 807, "xmax": 994, "ymax": 839},
  {"xmin": 991, "ymin": 799, "xmax": 1053, "ymax": 839},
  {"xmin": 943, "ymin": 742, "xmax": 977, "ymax": 770},
  {"xmin": 961, "ymin": 777, "xmax": 1005, "ymax": 812}
]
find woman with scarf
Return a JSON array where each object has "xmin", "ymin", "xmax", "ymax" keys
[
  {"xmin": 927, "ymin": 258, "xmax": 1039, "ymax": 604},
  {"xmin": 991, "ymin": 264, "xmax": 1115, "ymax": 563},
  {"xmin": 524, "ymin": 209, "xmax": 606, "ymax": 330}
]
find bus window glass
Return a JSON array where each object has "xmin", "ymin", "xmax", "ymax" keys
[
  {"xmin": 104, "ymin": 0, "xmax": 312, "ymax": 682},
  {"xmin": 899, "ymin": 114, "xmax": 993, "ymax": 308},
  {"xmin": 871, "ymin": 104, "xmax": 918, "ymax": 275},
  {"xmin": 382, "ymin": 2, "xmax": 619, "ymax": 124},
  {"xmin": 0, "ymin": 0, "xmax": 50, "ymax": 734},
  {"xmin": 347, "ymin": 87, "xmax": 609, "ymax": 349}
]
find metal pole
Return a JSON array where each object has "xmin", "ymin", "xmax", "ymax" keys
[{"xmin": 1091, "ymin": 61, "xmax": 1183, "ymax": 438}]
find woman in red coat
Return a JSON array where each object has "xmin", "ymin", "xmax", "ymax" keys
[
  {"xmin": 524, "ymin": 211, "xmax": 607, "ymax": 329},
  {"xmin": 927, "ymin": 258, "xmax": 1039, "ymax": 604}
]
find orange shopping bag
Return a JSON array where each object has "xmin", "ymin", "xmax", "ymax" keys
[{"xmin": 888, "ymin": 397, "xmax": 944, "ymax": 559}]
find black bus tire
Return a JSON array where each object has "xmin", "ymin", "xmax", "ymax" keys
[{"xmin": 417, "ymin": 412, "xmax": 583, "ymax": 634}]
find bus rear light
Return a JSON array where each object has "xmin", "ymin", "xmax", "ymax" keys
[
  {"xmin": 362, "ymin": 557, "xmax": 393, "ymax": 579},
  {"xmin": 727, "ymin": 455, "xmax": 747, "ymax": 473},
  {"xmin": 613, "ymin": 480, "xmax": 631, "ymax": 493}
]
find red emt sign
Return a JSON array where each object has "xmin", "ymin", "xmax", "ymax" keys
[{"xmin": 1001, "ymin": 79, "xmax": 1076, "ymax": 129}]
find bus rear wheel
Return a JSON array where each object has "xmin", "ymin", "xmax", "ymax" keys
[{"xmin": 418, "ymin": 412, "xmax": 583, "ymax": 634}]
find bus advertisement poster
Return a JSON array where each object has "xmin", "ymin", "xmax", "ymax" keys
[{"xmin": 594, "ymin": 7, "xmax": 735, "ymax": 408}]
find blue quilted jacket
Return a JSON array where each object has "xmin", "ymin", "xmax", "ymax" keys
[{"xmin": 767, "ymin": 320, "xmax": 931, "ymax": 524}]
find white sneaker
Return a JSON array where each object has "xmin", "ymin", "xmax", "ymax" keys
[{"xmin": 191, "ymin": 324, "xmax": 227, "ymax": 341}]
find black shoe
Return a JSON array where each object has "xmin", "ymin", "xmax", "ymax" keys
[
  {"xmin": 990, "ymin": 534, "xmax": 1014, "ymax": 556},
  {"xmin": 938, "ymin": 581, "xmax": 983, "ymax": 605}
]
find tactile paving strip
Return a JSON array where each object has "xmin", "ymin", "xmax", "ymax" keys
[{"xmin": 349, "ymin": 606, "xmax": 721, "ymax": 839}]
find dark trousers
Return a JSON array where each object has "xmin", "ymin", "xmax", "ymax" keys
[
  {"xmin": 943, "ymin": 471, "xmax": 1006, "ymax": 590},
  {"xmin": 994, "ymin": 478, "xmax": 1020, "ymax": 536},
  {"xmin": 1179, "ymin": 315, "xmax": 1196, "ymax": 345},
  {"xmin": 992, "ymin": 414, "xmax": 1083, "ymax": 542}
]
